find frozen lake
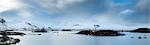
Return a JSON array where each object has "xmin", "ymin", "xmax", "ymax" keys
[{"xmin": 9, "ymin": 31, "xmax": 150, "ymax": 45}]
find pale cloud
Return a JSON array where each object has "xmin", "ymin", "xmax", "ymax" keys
[
  {"xmin": 22, "ymin": 0, "xmax": 84, "ymax": 12},
  {"xmin": 0, "ymin": 0, "xmax": 36, "ymax": 18},
  {"xmin": 94, "ymin": 13, "xmax": 125, "ymax": 24},
  {"xmin": 119, "ymin": 9, "xmax": 134, "ymax": 16},
  {"xmin": 0, "ymin": 0, "xmax": 34, "ymax": 18},
  {"xmin": 0, "ymin": 0, "xmax": 23, "ymax": 13},
  {"xmin": 50, "ymin": 0, "xmax": 84, "ymax": 9},
  {"xmin": 18, "ymin": 10, "xmax": 33, "ymax": 17}
]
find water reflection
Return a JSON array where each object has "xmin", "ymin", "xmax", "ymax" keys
[{"xmin": 15, "ymin": 31, "xmax": 149, "ymax": 45}]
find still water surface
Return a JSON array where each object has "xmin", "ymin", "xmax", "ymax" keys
[{"xmin": 10, "ymin": 31, "xmax": 150, "ymax": 45}]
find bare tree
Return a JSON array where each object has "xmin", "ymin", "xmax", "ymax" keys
[{"xmin": 94, "ymin": 25, "xmax": 100, "ymax": 31}]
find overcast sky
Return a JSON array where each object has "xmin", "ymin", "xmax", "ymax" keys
[{"xmin": 0, "ymin": 0, "xmax": 149, "ymax": 29}]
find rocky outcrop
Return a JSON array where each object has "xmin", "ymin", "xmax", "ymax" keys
[{"xmin": 0, "ymin": 36, "xmax": 20, "ymax": 45}]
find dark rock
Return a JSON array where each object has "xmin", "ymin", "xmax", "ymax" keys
[
  {"xmin": 0, "ymin": 36, "xmax": 20, "ymax": 45},
  {"xmin": 62, "ymin": 29, "xmax": 72, "ymax": 31},
  {"xmin": 38, "ymin": 34, "xmax": 42, "ymax": 35},
  {"xmin": 138, "ymin": 37, "xmax": 142, "ymax": 39}
]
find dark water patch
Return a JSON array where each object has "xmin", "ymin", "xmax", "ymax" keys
[
  {"xmin": 131, "ymin": 37, "xmax": 134, "ymax": 38},
  {"xmin": 144, "ymin": 37, "xmax": 147, "ymax": 39}
]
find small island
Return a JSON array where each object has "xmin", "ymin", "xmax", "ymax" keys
[
  {"xmin": 32, "ymin": 28, "xmax": 47, "ymax": 33},
  {"xmin": 77, "ymin": 30, "xmax": 125, "ymax": 36},
  {"xmin": 130, "ymin": 28, "xmax": 150, "ymax": 33},
  {"xmin": 61, "ymin": 29, "xmax": 72, "ymax": 31}
]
